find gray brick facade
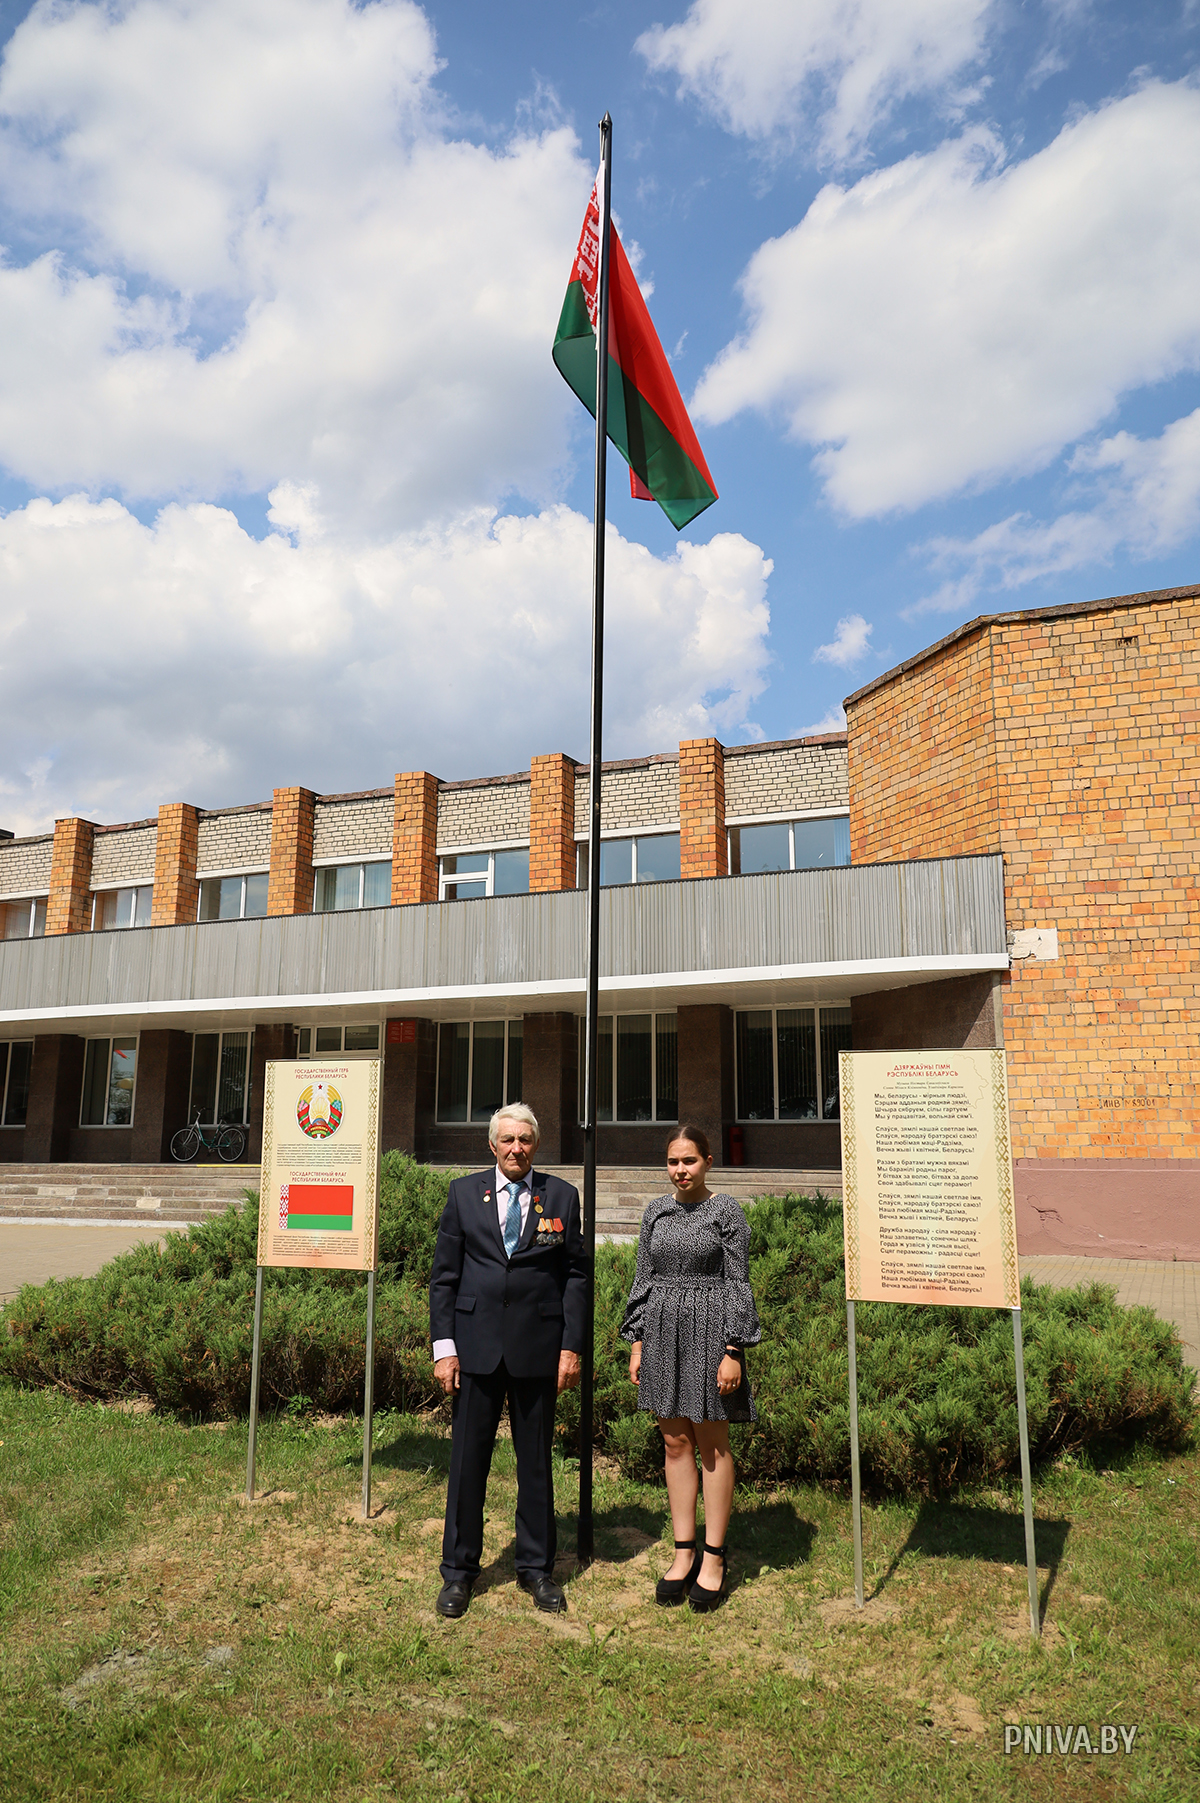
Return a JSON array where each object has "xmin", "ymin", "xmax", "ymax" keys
[
  {"xmin": 574, "ymin": 756, "xmax": 679, "ymax": 835},
  {"xmin": 197, "ymin": 806, "xmax": 273, "ymax": 874},
  {"xmin": 91, "ymin": 823, "xmax": 157, "ymax": 888},
  {"xmin": 724, "ymin": 737, "xmax": 848, "ymax": 819},
  {"xmin": 437, "ymin": 775, "xmax": 530, "ymax": 850},
  {"xmin": 313, "ymin": 794, "xmax": 393, "ymax": 863},
  {"xmin": 0, "ymin": 834, "xmax": 53, "ymax": 898}
]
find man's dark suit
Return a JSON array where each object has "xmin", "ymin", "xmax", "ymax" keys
[{"xmin": 429, "ymin": 1168, "xmax": 587, "ymax": 1585}]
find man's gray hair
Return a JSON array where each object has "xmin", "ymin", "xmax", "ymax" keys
[{"xmin": 488, "ymin": 1102, "xmax": 540, "ymax": 1146}]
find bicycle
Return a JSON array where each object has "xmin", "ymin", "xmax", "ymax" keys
[{"xmin": 170, "ymin": 1107, "xmax": 247, "ymax": 1163}]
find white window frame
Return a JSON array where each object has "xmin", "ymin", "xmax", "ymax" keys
[
  {"xmin": 294, "ymin": 1024, "xmax": 382, "ymax": 1058},
  {"xmin": 437, "ymin": 844, "xmax": 530, "ymax": 901},
  {"xmin": 726, "ymin": 812, "xmax": 851, "ymax": 874},
  {"xmin": 0, "ymin": 1038, "xmax": 33, "ymax": 1126},
  {"xmin": 0, "ymin": 894, "xmax": 47, "ymax": 938},
  {"xmin": 195, "ymin": 870, "xmax": 269, "ymax": 921},
  {"xmin": 89, "ymin": 886, "xmax": 153, "ymax": 930},
  {"xmin": 579, "ymin": 1010, "xmax": 679, "ymax": 1124},
  {"xmin": 312, "ymin": 858, "xmax": 392, "ymax": 911},
  {"xmin": 435, "ymin": 1018, "xmax": 523, "ymax": 1121},
  {"xmin": 572, "ymin": 832, "xmax": 682, "ymax": 887},
  {"xmin": 187, "ymin": 1029, "xmax": 254, "ymax": 1124},
  {"xmin": 734, "ymin": 1004, "xmax": 851, "ymax": 1122},
  {"xmin": 79, "ymin": 1034, "xmax": 140, "ymax": 1127}
]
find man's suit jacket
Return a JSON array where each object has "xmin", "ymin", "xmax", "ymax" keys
[{"xmin": 429, "ymin": 1169, "xmax": 588, "ymax": 1378}]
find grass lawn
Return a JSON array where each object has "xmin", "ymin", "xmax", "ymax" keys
[{"xmin": 1, "ymin": 1386, "xmax": 1197, "ymax": 1802}]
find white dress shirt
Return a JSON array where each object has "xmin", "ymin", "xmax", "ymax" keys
[{"xmin": 432, "ymin": 1166, "xmax": 531, "ymax": 1363}]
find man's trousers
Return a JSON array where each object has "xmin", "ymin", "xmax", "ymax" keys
[{"xmin": 440, "ymin": 1361, "xmax": 558, "ymax": 1584}]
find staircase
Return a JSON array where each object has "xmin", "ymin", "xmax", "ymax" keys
[{"xmin": 0, "ymin": 1162, "xmax": 840, "ymax": 1236}]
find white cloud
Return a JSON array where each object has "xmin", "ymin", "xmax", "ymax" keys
[
  {"xmin": 795, "ymin": 705, "xmax": 848, "ymax": 735},
  {"xmin": 813, "ymin": 612, "xmax": 873, "ymax": 666},
  {"xmin": 0, "ymin": 495, "xmax": 772, "ymax": 834},
  {"xmin": 907, "ymin": 406, "xmax": 1200, "ymax": 615},
  {"xmin": 694, "ymin": 83, "xmax": 1200, "ymax": 518},
  {"xmin": 636, "ymin": 0, "xmax": 995, "ymax": 162},
  {"xmin": 0, "ymin": 0, "xmax": 592, "ymax": 529}
]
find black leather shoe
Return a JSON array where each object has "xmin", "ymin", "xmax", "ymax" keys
[
  {"xmin": 517, "ymin": 1571, "xmax": 567, "ymax": 1613},
  {"xmin": 655, "ymin": 1539, "xmax": 704, "ymax": 1607},
  {"xmin": 435, "ymin": 1578, "xmax": 474, "ymax": 1619},
  {"xmin": 688, "ymin": 1543, "xmax": 728, "ymax": 1613}
]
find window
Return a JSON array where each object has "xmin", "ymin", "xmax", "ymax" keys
[
  {"xmin": 81, "ymin": 1037, "xmax": 138, "ymax": 1126},
  {"xmin": 735, "ymin": 1007, "xmax": 851, "ymax": 1121},
  {"xmin": 439, "ymin": 848, "xmax": 530, "ymax": 901},
  {"xmin": 91, "ymin": 887, "xmax": 152, "ymax": 930},
  {"xmin": 0, "ymin": 1040, "xmax": 32, "ymax": 1125},
  {"xmin": 198, "ymin": 873, "xmax": 268, "ymax": 920},
  {"xmin": 313, "ymin": 861, "xmax": 392, "ymax": 912},
  {"xmin": 189, "ymin": 1031, "xmax": 252, "ymax": 1123},
  {"xmin": 0, "ymin": 897, "xmax": 47, "ymax": 939},
  {"xmin": 728, "ymin": 816, "xmax": 850, "ymax": 874},
  {"xmin": 579, "ymin": 1013, "xmax": 678, "ymax": 1122},
  {"xmin": 575, "ymin": 833, "xmax": 681, "ymax": 888},
  {"xmin": 436, "ymin": 1019, "xmax": 524, "ymax": 1121},
  {"xmin": 294, "ymin": 1024, "xmax": 381, "ymax": 1056}
]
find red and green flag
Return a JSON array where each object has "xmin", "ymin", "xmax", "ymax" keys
[
  {"xmin": 553, "ymin": 171, "xmax": 717, "ymax": 531},
  {"xmin": 282, "ymin": 1183, "xmax": 353, "ymax": 1233}
]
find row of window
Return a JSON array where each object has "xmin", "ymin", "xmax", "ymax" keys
[{"xmin": 0, "ymin": 817, "xmax": 851, "ymax": 941}]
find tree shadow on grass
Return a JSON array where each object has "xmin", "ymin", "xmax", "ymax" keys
[
  {"xmin": 365, "ymin": 1424, "xmax": 452, "ymax": 1477},
  {"xmin": 874, "ymin": 1501, "xmax": 1070, "ymax": 1625},
  {"xmin": 549, "ymin": 1496, "xmax": 816, "ymax": 1593}
]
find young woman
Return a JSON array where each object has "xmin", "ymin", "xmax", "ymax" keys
[{"xmin": 621, "ymin": 1125, "xmax": 760, "ymax": 1611}]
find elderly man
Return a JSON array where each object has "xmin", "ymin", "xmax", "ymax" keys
[{"xmin": 429, "ymin": 1103, "xmax": 586, "ymax": 1618}]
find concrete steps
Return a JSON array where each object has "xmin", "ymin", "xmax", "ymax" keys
[{"xmin": 0, "ymin": 1162, "xmax": 840, "ymax": 1235}]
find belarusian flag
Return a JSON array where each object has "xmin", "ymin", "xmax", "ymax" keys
[
  {"xmin": 553, "ymin": 171, "xmax": 717, "ymax": 531},
  {"xmin": 283, "ymin": 1182, "xmax": 354, "ymax": 1233}
]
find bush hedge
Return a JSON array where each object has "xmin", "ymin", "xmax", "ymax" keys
[{"xmin": 2, "ymin": 1155, "xmax": 1193, "ymax": 1492}]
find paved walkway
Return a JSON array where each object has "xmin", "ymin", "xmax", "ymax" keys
[{"xmin": 1, "ymin": 1227, "xmax": 1196, "ymax": 1371}]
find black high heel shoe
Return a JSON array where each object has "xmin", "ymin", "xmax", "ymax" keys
[
  {"xmin": 687, "ymin": 1542, "xmax": 728, "ymax": 1613},
  {"xmin": 655, "ymin": 1539, "xmax": 703, "ymax": 1606}
]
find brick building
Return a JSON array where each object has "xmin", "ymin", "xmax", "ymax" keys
[{"xmin": 0, "ymin": 581, "xmax": 1194, "ymax": 1257}]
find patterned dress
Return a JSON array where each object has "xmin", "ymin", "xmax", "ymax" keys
[{"xmin": 620, "ymin": 1192, "xmax": 762, "ymax": 1423}]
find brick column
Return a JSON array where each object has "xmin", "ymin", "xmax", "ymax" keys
[
  {"xmin": 522, "ymin": 1012, "xmax": 581, "ymax": 1162},
  {"xmin": 268, "ymin": 788, "xmax": 316, "ymax": 916},
  {"xmin": 381, "ymin": 1018, "xmax": 437, "ymax": 1156},
  {"xmin": 392, "ymin": 771, "xmax": 439, "ymax": 905},
  {"xmin": 529, "ymin": 753, "xmax": 577, "ymax": 892},
  {"xmin": 679, "ymin": 737, "xmax": 727, "ymax": 879},
  {"xmin": 129, "ymin": 1029, "xmax": 194, "ymax": 1162},
  {"xmin": 151, "ymin": 803, "xmax": 200, "ymax": 926},
  {"xmin": 676, "ymin": 1003, "xmax": 735, "ymax": 1163},
  {"xmin": 46, "ymin": 818, "xmax": 96, "ymax": 935},
  {"xmin": 247, "ymin": 1023, "xmax": 295, "ymax": 1160},
  {"xmin": 23, "ymin": 1034, "xmax": 87, "ymax": 1159}
]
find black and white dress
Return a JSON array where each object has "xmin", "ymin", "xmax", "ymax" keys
[{"xmin": 620, "ymin": 1192, "xmax": 761, "ymax": 1423}]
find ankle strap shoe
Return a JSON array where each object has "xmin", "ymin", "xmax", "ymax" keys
[
  {"xmin": 655, "ymin": 1539, "xmax": 704, "ymax": 1607},
  {"xmin": 687, "ymin": 1542, "xmax": 728, "ymax": 1613}
]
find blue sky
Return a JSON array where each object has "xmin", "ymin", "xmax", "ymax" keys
[{"xmin": 1, "ymin": 0, "xmax": 1199, "ymax": 832}]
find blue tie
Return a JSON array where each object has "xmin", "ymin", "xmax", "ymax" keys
[{"xmin": 503, "ymin": 1181, "xmax": 522, "ymax": 1257}]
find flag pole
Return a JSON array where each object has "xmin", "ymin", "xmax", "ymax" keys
[{"xmin": 578, "ymin": 110, "xmax": 612, "ymax": 1569}]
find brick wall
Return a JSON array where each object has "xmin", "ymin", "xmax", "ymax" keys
[
  {"xmin": 313, "ymin": 793, "xmax": 393, "ymax": 862},
  {"xmin": 151, "ymin": 804, "xmax": 200, "ymax": 927},
  {"xmin": 437, "ymin": 774, "xmax": 530, "ymax": 849},
  {"xmin": 679, "ymin": 738, "xmax": 727, "ymax": 879},
  {"xmin": 724, "ymin": 735, "xmax": 849, "ymax": 818},
  {"xmin": 392, "ymin": 771, "xmax": 439, "ymax": 905},
  {"xmin": 46, "ymin": 819, "xmax": 95, "ymax": 935},
  {"xmin": 529, "ymin": 754, "xmax": 575, "ymax": 892},
  {"xmin": 197, "ymin": 805, "xmax": 273, "ymax": 872},
  {"xmin": 574, "ymin": 756, "xmax": 679, "ymax": 835},
  {"xmin": 91, "ymin": 822, "xmax": 158, "ymax": 887},
  {"xmin": 844, "ymin": 585, "xmax": 1200, "ymax": 1176},
  {"xmin": 268, "ymin": 788, "xmax": 316, "ymax": 916},
  {"xmin": 0, "ymin": 834, "xmax": 53, "ymax": 897}
]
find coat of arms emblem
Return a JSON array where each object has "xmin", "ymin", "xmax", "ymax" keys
[{"xmin": 297, "ymin": 1082, "xmax": 343, "ymax": 1138}]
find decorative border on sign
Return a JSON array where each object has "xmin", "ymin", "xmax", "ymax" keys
[
  {"xmin": 990, "ymin": 1048, "xmax": 1020, "ymax": 1309},
  {"xmin": 839, "ymin": 1050, "xmax": 861, "ymax": 1300},
  {"xmin": 256, "ymin": 1060, "xmax": 277, "ymax": 1266},
  {"xmin": 361, "ymin": 1059, "xmax": 381, "ymax": 1271}
]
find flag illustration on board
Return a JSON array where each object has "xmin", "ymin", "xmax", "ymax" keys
[
  {"xmin": 281, "ymin": 1183, "xmax": 354, "ymax": 1232},
  {"xmin": 553, "ymin": 170, "xmax": 717, "ymax": 530}
]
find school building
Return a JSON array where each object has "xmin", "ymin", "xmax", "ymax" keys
[{"xmin": 0, "ymin": 581, "xmax": 1196, "ymax": 1258}]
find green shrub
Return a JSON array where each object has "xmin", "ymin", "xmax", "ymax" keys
[{"xmin": 2, "ymin": 1170, "xmax": 1193, "ymax": 1492}]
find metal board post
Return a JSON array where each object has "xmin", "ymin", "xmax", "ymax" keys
[
  {"xmin": 245, "ymin": 1265, "xmax": 265, "ymax": 1501},
  {"xmin": 847, "ymin": 1297, "xmax": 864, "ymax": 1608},
  {"xmin": 1011, "ymin": 1307, "xmax": 1041, "ymax": 1638},
  {"xmin": 361, "ymin": 1268, "xmax": 378, "ymax": 1521}
]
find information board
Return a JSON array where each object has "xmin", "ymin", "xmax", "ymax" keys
[
  {"xmin": 257, "ymin": 1059, "xmax": 380, "ymax": 1271},
  {"xmin": 839, "ymin": 1048, "xmax": 1019, "ymax": 1310}
]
